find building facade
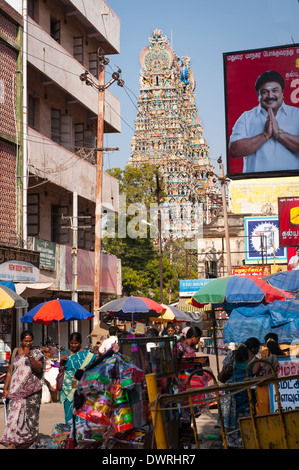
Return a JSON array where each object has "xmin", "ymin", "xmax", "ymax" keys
[{"xmin": 0, "ymin": 0, "xmax": 122, "ymax": 349}]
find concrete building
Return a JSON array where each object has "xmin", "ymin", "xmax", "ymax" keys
[{"xmin": 1, "ymin": 0, "xmax": 122, "ymax": 350}]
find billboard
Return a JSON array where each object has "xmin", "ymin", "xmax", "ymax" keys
[
  {"xmin": 278, "ymin": 197, "xmax": 299, "ymax": 247},
  {"xmin": 244, "ymin": 216, "xmax": 287, "ymax": 264},
  {"xmin": 223, "ymin": 44, "xmax": 299, "ymax": 179}
]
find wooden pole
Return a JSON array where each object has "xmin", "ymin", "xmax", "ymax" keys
[
  {"xmin": 218, "ymin": 158, "xmax": 232, "ymax": 275},
  {"xmin": 93, "ymin": 51, "xmax": 106, "ymax": 327},
  {"xmin": 146, "ymin": 373, "xmax": 168, "ymax": 449}
]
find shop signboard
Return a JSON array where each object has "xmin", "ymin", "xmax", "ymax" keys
[
  {"xmin": 0, "ymin": 246, "xmax": 39, "ymax": 282},
  {"xmin": 223, "ymin": 43, "xmax": 299, "ymax": 180},
  {"xmin": 33, "ymin": 238, "xmax": 56, "ymax": 270},
  {"xmin": 231, "ymin": 265, "xmax": 271, "ymax": 277},
  {"xmin": 179, "ymin": 279, "xmax": 212, "ymax": 297},
  {"xmin": 278, "ymin": 197, "xmax": 299, "ymax": 247},
  {"xmin": 270, "ymin": 356, "xmax": 299, "ymax": 412},
  {"xmin": 244, "ymin": 216, "xmax": 287, "ymax": 264}
]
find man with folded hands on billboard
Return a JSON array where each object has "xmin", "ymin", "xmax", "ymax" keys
[
  {"xmin": 288, "ymin": 246, "xmax": 299, "ymax": 270},
  {"xmin": 229, "ymin": 70, "xmax": 299, "ymax": 174}
]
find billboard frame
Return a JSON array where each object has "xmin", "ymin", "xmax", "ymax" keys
[{"xmin": 223, "ymin": 43, "xmax": 299, "ymax": 180}]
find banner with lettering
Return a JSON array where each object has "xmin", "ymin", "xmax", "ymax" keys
[
  {"xmin": 278, "ymin": 197, "xmax": 299, "ymax": 247},
  {"xmin": 223, "ymin": 44, "xmax": 299, "ymax": 179},
  {"xmin": 270, "ymin": 357, "xmax": 299, "ymax": 412}
]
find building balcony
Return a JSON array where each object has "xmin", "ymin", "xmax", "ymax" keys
[
  {"xmin": 27, "ymin": 17, "xmax": 121, "ymax": 133},
  {"xmin": 61, "ymin": 0, "xmax": 120, "ymax": 54},
  {"xmin": 28, "ymin": 127, "xmax": 119, "ymax": 212}
]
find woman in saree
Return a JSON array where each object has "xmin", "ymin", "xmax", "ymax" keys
[
  {"xmin": 0, "ymin": 330, "xmax": 44, "ymax": 449},
  {"xmin": 219, "ymin": 337, "xmax": 261, "ymax": 447},
  {"xmin": 59, "ymin": 332, "xmax": 96, "ymax": 424}
]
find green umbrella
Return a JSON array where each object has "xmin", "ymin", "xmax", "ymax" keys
[{"xmin": 191, "ymin": 275, "xmax": 294, "ymax": 313}]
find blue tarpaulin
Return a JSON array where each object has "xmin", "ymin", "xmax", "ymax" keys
[
  {"xmin": 262, "ymin": 270, "xmax": 299, "ymax": 293},
  {"xmin": 223, "ymin": 299, "xmax": 299, "ymax": 343},
  {"xmin": 0, "ymin": 281, "xmax": 15, "ymax": 292}
]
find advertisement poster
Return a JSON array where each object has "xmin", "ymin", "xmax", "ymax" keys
[
  {"xmin": 223, "ymin": 44, "xmax": 299, "ymax": 179},
  {"xmin": 278, "ymin": 197, "xmax": 299, "ymax": 247},
  {"xmin": 244, "ymin": 216, "xmax": 287, "ymax": 264},
  {"xmin": 270, "ymin": 357, "xmax": 299, "ymax": 412},
  {"xmin": 179, "ymin": 279, "xmax": 212, "ymax": 297},
  {"xmin": 231, "ymin": 265, "xmax": 271, "ymax": 277}
]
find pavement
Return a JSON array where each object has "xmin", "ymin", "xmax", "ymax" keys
[
  {"xmin": 0, "ymin": 353, "xmax": 224, "ymax": 450},
  {"xmin": 0, "ymin": 400, "xmax": 65, "ymax": 450},
  {"xmin": 0, "ymin": 400, "xmax": 222, "ymax": 450}
]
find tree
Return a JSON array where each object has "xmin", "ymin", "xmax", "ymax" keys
[{"xmin": 103, "ymin": 163, "xmax": 181, "ymax": 302}]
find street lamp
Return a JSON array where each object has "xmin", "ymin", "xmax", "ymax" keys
[{"xmin": 141, "ymin": 219, "xmax": 163, "ymax": 303}]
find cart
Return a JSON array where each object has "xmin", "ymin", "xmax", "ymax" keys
[{"xmin": 239, "ymin": 359, "xmax": 299, "ymax": 449}]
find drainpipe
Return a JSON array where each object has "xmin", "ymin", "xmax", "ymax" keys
[{"xmin": 22, "ymin": 0, "xmax": 28, "ymax": 248}]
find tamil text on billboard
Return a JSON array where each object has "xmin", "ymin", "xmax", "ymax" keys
[
  {"xmin": 223, "ymin": 44, "xmax": 299, "ymax": 179},
  {"xmin": 278, "ymin": 197, "xmax": 299, "ymax": 247}
]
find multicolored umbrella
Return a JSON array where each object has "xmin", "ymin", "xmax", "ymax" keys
[
  {"xmin": 21, "ymin": 299, "xmax": 94, "ymax": 360},
  {"xmin": 262, "ymin": 270, "xmax": 299, "ymax": 296},
  {"xmin": 21, "ymin": 299, "xmax": 94, "ymax": 325},
  {"xmin": 191, "ymin": 275, "xmax": 295, "ymax": 313},
  {"xmin": 100, "ymin": 296, "xmax": 166, "ymax": 322},
  {"xmin": 150, "ymin": 303, "xmax": 195, "ymax": 323},
  {"xmin": 0, "ymin": 284, "xmax": 28, "ymax": 309}
]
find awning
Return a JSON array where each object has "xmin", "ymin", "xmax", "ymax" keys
[{"xmin": 15, "ymin": 282, "xmax": 53, "ymax": 298}]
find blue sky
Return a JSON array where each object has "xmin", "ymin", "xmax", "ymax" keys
[{"xmin": 104, "ymin": 0, "xmax": 299, "ymax": 174}]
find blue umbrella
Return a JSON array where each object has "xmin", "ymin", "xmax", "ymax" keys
[
  {"xmin": 21, "ymin": 299, "xmax": 94, "ymax": 325},
  {"xmin": 223, "ymin": 299, "xmax": 299, "ymax": 344},
  {"xmin": 263, "ymin": 270, "xmax": 299, "ymax": 295}
]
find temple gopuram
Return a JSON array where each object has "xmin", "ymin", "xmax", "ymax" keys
[{"xmin": 128, "ymin": 29, "xmax": 220, "ymax": 239}]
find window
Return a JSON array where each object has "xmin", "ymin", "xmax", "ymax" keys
[
  {"xmin": 28, "ymin": 95, "xmax": 35, "ymax": 129},
  {"xmin": 28, "ymin": 0, "xmax": 34, "ymax": 20},
  {"xmin": 205, "ymin": 260, "xmax": 217, "ymax": 278},
  {"xmin": 75, "ymin": 123, "xmax": 84, "ymax": 150},
  {"xmin": 51, "ymin": 109, "xmax": 61, "ymax": 144},
  {"xmin": 27, "ymin": 193, "xmax": 39, "ymax": 236},
  {"xmin": 89, "ymin": 52, "xmax": 98, "ymax": 78},
  {"xmin": 51, "ymin": 205, "xmax": 70, "ymax": 245},
  {"xmin": 78, "ymin": 213, "xmax": 95, "ymax": 250},
  {"xmin": 50, "ymin": 19, "xmax": 60, "ymax": 43},
  {"xmin": 73, "ymin": 37, "xmax": 83, "ymax": 64},
  {"xmin": 51, "ymin": 110, "xmax": 72, "ymax": 150}
]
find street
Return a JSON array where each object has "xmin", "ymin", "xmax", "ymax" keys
[{"xmin": 0, "ymin": 399, "xmax": 221, "ymax": 450}]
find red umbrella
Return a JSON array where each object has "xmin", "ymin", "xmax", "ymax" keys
[
  {"xmin": 100, "ymin": 296, "xmax": 166, "ymax": 321},
  {"xmin": 191, "ymin": 275, "xmax": 295, "ymax": 313}
]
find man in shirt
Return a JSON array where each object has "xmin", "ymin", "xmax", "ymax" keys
[
  {"xmin": 288, "ymin": 246, "xmax": 299, "ymax": 270},
  {"xmin": 229, "ymin": 70, "xmax": 299, "ymax": 173},
  {"xmin": 98, "ymin": 326, "xmax": 118, "ymax": 354}
]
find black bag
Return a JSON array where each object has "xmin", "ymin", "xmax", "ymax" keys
[
  {"xmin": 56, "ymin": 366, "xmax": 65, "ymax": 391},
  {"xmin": 218, "ymin": 351, "xmax": 234, "ymax": 383}
]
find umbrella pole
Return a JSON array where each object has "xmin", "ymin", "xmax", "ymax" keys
[
  {"xmin": 212, "ymin": 307, "xmax": 219, "ymax": 375},
  {"xmin": 58, "ymin": 322, "xmax": 61, "ymax": 362}
]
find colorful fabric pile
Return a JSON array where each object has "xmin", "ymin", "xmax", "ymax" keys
[{"xmin": 72, "ymin": 352, "xmax": 144, "ymax": 448}]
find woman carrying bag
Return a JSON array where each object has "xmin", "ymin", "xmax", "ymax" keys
[{"xmin": 0, "ymin": 330, "xmax": 44, "ymax": 449}]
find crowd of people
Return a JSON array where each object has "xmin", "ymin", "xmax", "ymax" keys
[
  {"xmin": 217, "ymin": 333, "xmax": 286, "ymax": 448},
  {"xmin": 0, "ymin": 321, "xmax": 288, "ymax": 449}
]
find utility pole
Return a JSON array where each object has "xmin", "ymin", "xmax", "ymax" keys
[
  {"xmin": 72, "ymin": 191, "xmax": 78, "ymax": 332},
  {"xmin": 80, "ymin": 49, "xmax": 124, "ymax": 326},
  {"xmin": 217, "ymin": 157, "xmax": 232, "ymax": 275},
  {"xmin": 206, "ymin": 157, "xmax": 231, "ymax": 276}
]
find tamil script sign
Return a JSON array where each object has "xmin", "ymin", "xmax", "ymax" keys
[
  {"xmin": 270, "ymin": 357, "xmax": 299, "ymax": 412},
  {"xmin": 231, "ymin": 265, "xmax": 271, "ymax": 277},
  {"xmin": 278, "ymin": 197, "xmax": 299, "ymax": 247}
]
